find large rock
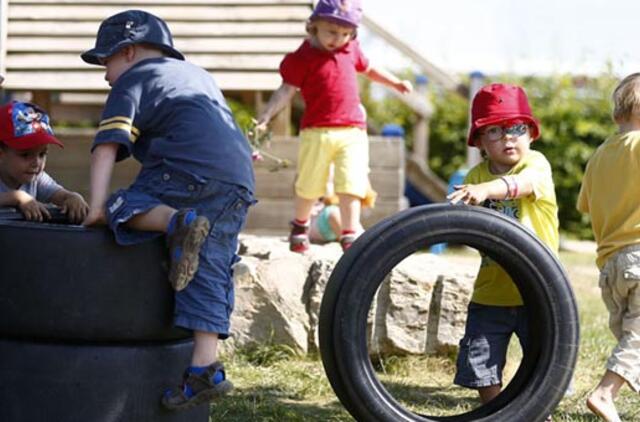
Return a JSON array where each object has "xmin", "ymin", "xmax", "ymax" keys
[{"xmin": 221, "ymin": 235, "xmax": 478, "ymax": 357}]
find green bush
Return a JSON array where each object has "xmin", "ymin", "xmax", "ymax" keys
[{"xmin": 360, "ymin": 73, "xmax": 619, "ymax": 239}]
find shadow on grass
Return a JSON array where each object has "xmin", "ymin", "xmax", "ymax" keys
[
  {"xmin": 210, "ymin": 381, "xmax": 480, "ymax": 421},
  {"xmin": 380, "ymin": 381, "xmax": 479, "ymax": 418},
  {"xmin": 211, "ymin": 386, "xmax": 353, "ymax": 422}
]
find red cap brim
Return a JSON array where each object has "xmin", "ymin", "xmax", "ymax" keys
[{"xmin": 2, "ymin": 132, "xmax": 64, "ymax": 150}]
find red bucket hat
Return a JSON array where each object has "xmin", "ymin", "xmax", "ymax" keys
[
  {"xmin": 467, "ymin": 83, "xmax": 540, "ymax": 146},
  {"xmin": 0, "ymin": 101, "xmax": 64, "ymax": 150}
]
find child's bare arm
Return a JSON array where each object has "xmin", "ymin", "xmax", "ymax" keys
[
  {"xmin": 447, "ymin": 176, "xmax": 534, "ymax": 205},
  {"xmin": 49, "ymin": 189, "xmax": 89, "ymax": 224},
  {"xmin": 83, "ymin": 143, "xmax": 119, "ymax": 226},
  {"xmin": 363, "ymin": 65, "xmax": 413, "ymax": 94},
  {"xmin": 0, "ymin": 190, "xmax": 52, "ymax": 221},
  {"xmin": 256, "ymin": 83, "xmax": 297, "ymax": 130}
]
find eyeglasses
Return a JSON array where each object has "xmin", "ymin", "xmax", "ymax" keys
[{"xmin": 481, "ymin": 123, "xmax": 529, "ymax": 142}]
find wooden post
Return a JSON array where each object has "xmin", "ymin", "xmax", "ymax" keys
[
  {"xmin": 31, "ymin": 91, "xmax": 52, "ymax": 113},
  {"xmin": 412, "ymin": 74, "xmax": 430, "ymax": 162},
  {"xmin": 466, "ymin": 71, "xmax": 485, "ymax": 168}
]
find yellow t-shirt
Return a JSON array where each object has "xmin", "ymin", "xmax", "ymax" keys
[
  {"xmin": 466, "ymin": 150, "xmax": 560, "ymax": 306},
  {"xmin": 577, "ymin": 131, "xmax": 640, "ymax": 269}
]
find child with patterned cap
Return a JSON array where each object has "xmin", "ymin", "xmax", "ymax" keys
[
  {"xmin": 0, "ymin": 101, "xmax": 89, "ymax": 222},
  {"xmin": 578, "ymin": 72, "xmax": 640, "ymax": 422},
  {"xmin": 447, "ymin": 83, "xmax": 559, "ymax": 412},
  {"xmin": 257, "ymin": 0, "xmax": 412, "ymax": 253},
  {"xmin": 80, "ymin": 10, "xmax": 255, "ymax": 411}
]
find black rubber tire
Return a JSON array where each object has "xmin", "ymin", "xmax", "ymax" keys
[
  {"xmin": 319, "ymin": 204, "xmax": 579, "ymax": 422},
  {"xmin": 0, "ymin": 220, "xmax": 190, "ymax": 342},
  {"xmin": 0, "ymin": 338, "xmax": 209, "ymax": 422}
]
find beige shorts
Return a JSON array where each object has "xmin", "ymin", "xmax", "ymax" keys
[
  {"xmin": 295, "ymin": 127, "xmax": 369, "ymax": 199},
  {"xmin": 599, "ymin": 243, "xmax": 640, "ymax": 392}
]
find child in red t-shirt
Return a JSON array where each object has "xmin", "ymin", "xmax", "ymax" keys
[{"xmin": 257, "ymin": 0, "xmax": 412, "ymax": 253}]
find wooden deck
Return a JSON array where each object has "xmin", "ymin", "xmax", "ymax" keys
[{"xmin": 1, "ymin": 0, "xmax": 312, "ymax": 92}]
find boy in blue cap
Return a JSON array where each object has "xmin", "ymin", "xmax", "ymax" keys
[{"xmin": 81, "ymin": 10, "xmax": 255, "ymax": 410}]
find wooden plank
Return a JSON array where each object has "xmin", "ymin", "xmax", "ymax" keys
[
  {"xmin": 11, "ymin": 0, "xmax": 311, "ymax": 4},
  {"xmin": 9, "ymin": 5, "xmax": 312, "ymax": 21},
  {"xmin": 6, "ymin": 37, "xmax": 301, "ymax": 53},
  {"xmin": 253, "ymin": 167, "xmax": 403, "ymax": 200},
  {"xmin": 0, "ymin": 0, "xmax": 7, "ymax": 76},
  {"xmin": 7, "ymin": 20, "xmax": 306, "ymax": 37},
  {"xmin": 3, "ymin": 70, "xmax": 282, "ymax": 91},
  {"xmin": 7, "ymin": 53, "xmax": 282, "ymax": 71},
  {"xmin": 252, "ymin": 137, "xmax": 404, "ymax": 170}
]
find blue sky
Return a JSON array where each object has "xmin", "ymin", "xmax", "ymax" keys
[{"xmin": 361, "ymin": 0, "xmax": 640, "ymax": 77}]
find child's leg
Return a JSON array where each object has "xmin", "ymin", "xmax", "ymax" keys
[
  {"xmin": 478, "ymin": 385, "xmax": 502, "ymax": 404},
  {"xmin": 192, "ymin": 331, "xmax": 219, "ymax": 365},
  {"xmin": 337, "ymin": 193, "xmax": 362, "ymax": 233},
  {"xmin": 586, "ymin": 246, "xmax": 640, "ymax": 421},
  {"xmin": 586, "ymin": 370, "xmax": 624, "ymax": 422},
  {"xmin": 163, "ymin": 183, "xmax": 253, "ymax": 411},
  {"xmin": 454, "ymin": 304, "xmax": 516, "ymax": 403},
  {"xmin": 126, "ymin": 204, "xmax": 210, "ymax": 292},
  {"xmin": 106, "ymin": 187, "xmax": 209, "ymax": 291},
  {"xmin": 291, "ymin": 129, "xmax": 334, "ymax": 253},
  {"xmin": 294, "ymin": 195, "xmax": 317, "ymax": 222},
  {"xmin": 332, "ymin": 127, "xmax": 369, "ymax": 251},
  {"xmin": 125, "ymin": 204, "xmax": 176, "ymax": 232}
]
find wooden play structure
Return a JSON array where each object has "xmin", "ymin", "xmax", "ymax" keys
[{"xmin": 0, "ymin": 0, "xmax": 460, "ymax": 231}]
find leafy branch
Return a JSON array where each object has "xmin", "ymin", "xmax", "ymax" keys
[{"xmin": 246, "ymin": 119, "xmax": 292, "ymax": 172}]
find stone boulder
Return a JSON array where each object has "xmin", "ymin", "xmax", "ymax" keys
[{"xmin": 220, "ymin": 235, "xmax": 478, "ymax": 357}]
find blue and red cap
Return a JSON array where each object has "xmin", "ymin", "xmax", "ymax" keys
[
  {"xmin": 310, "ymin": 0, "xmax": 363, "ymax": 28},
  {"xmin": 0, "ymin": 102, "xmax": 63, "ymax": 150}
]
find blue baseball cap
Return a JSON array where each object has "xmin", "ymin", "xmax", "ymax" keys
[{"xmin": 81, "ymin": 10, "xmax": 184, "ymax": 65}]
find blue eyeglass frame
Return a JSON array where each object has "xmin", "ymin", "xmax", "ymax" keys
[{"xmin": 482, "ymin": 123, "xmax": 529, "ymax": 141}]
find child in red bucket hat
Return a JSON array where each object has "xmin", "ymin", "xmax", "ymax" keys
[
  {"xmin": 257, "ymin": 0, "xmax": 413, "ymax": 253},
  {"xmin": 0, "ymin": 101, "xmax": 88, "ymax": 222},
  {"xmin": 448, "ymin": 83, "xmax": 559, "ymax": 409}
]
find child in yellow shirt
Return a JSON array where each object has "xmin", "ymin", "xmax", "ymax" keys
[
  {"xmin": 448, "ymin": 83, "xmax": 559, "ymax": 409},
  {"xmin": 578, "ymin": 72, "xmax": 640, "ymax": 422}
]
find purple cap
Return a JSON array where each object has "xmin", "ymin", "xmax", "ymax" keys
[{"xmin": 310, "ymin": 0, "xmax": 363, "ymax": 28}]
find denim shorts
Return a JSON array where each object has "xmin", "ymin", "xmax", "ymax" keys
[
  {"xmin": 105, "ymin": 162, "xmax": 254, "ymax": 338},
  {"xmin": 454, "ymin": 303, "xmax": 529, "ymax": 388}
]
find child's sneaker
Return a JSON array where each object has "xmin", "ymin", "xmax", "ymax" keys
[
  {"xmin": 167, "ymin": 209, "xmax": 210, "ymax": 291},
  {"xmin": 339, "ymin": 232, "xmax": 357, "ymax": 251},
  {"xmin": 162, "ymin": 361, "xmax": 233, "ymax": 411},
  {"xmin": 289, "ymin": 220, "xmax": 310, "ymax": 253}
]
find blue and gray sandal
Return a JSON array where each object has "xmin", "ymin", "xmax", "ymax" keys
[{"xmin": 161, "ymin": 361, "xmax": 233, "ymax": 411}]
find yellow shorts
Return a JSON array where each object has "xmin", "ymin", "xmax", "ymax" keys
[{"xmin": 295, "ymin": 127, "xmax": 369, "ymax": 199}]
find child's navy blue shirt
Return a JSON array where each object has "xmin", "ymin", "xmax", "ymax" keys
[{"xmin": 93, "ymin": 57, "xmax": 255, "ymax": 193}]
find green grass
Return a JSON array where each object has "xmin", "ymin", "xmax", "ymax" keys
[{"xmin": 210, "ymin": 250, "xmax": 639, "ymax": 421}]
